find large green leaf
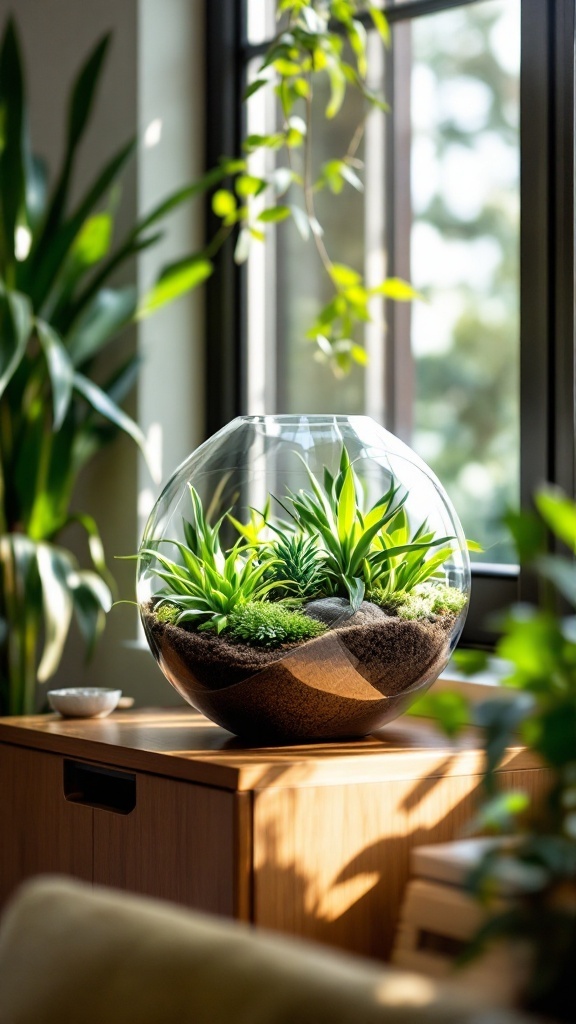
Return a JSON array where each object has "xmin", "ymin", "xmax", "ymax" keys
[
  {"xmin": 137, "ymin": 255, "xmax": 213, "ymax": 319},
  {"xmin": 25, "ymin": 420, "xmax": 76, "ymax": 540},
  {"xmin": 65, "ymin": 511, "xmax": 115, "ymax": 592},
  {"xmin": 67, "ymin": 358, "xmax": 138, "ymax": 479},
  {"xmin": 65, "ymin": 286, "xmax": 137, "ymax": 366},
  {"xmin": 35, "ymin": 543, "xmax": 74, "ymax": 682},
  {"xmin": 70, "ymin": 568, "xmax": 111, "ymax": 659},
  {"xmin": 0, "ymin": 287, "xmax": 32, "ymax": 398},
  {"xmin": 58, "ymin": 231, "xmax": 162, "ymax": 333},
  {"xmin": 23, "ymin": 153, "xmax": 48, "ymax": 233},
  {"xmin": 72, "ymin": 370, "xmax": 149, "ymax": 462},
  {"xmin": 535, "ymin": 486, "xmax": 576, "ymax": 553},
  {"xmin": 58, "ymin": 166, "xmax": 225, "ymax": 331},
  {"xmin": 0, "ymin": 18, "xmax": 25, "ymax": 277},
  {"xmin": 67, "ymin": 35, "xmax": 110, "ymax": 152},
  {"xmin": 26, "ymin": 136, "xmax": 136, "ymax": 309},
  {"xmin": 69, "ymin": 352, "xmax": 142, "ymax": 472},
  {"xmin": 35, "ymin": 318, "xmax": 74, "ymax": 429},
  {"xmin": 29, "ymin": 33, "xmax": 111, "ymax": 260},
  {"xmin": 45, "ymin": 211, "xmax": 114, "ymax": 319},
  {"xmin": 101, "ymin": 352, "xmax": 140, "ymax": 406},
  {"xmin": 0, "ymin": 533, "xmax": 42, "ymax": 714}
]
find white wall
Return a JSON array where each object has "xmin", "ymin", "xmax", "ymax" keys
[{"xmin": 0, "ymin": 0, "xmax": 206, "ymax": 707}]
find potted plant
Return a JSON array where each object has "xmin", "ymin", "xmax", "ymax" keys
[{"xmin": 136, "ymin": 414, "xmax": 471, "ymax": 741}]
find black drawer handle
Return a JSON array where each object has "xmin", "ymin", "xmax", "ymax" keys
[{"xmin": 64, "ymin": 760, "xmax": 136, "ymax": 814}]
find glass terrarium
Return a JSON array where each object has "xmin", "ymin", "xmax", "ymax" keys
[{"xmin": 138, "ymin": 415, "xmax": 470, "ymax": 742}]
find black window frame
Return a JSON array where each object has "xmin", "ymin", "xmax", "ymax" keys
[{"xmin": 204, "ymin": 0, "xmax": 576, "ymax": 648}]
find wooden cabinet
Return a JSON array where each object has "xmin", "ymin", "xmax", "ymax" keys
[{"xmin": 0, "ymin": 709, "xmax": 548, "ymax": 959}]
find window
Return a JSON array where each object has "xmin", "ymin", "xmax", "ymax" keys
[{"xmin": 204, "ymin": 0, "xmax": 576, "ymax": 646}]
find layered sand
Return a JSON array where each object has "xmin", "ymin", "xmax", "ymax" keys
[{"xmin": 144, "ymin": 608, "xmax": 454, "ymax": 741}]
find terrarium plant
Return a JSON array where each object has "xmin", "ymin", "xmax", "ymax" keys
[
  {"xmin": 138, "ymin": 416, "xmax": 471, "ymax": 741},
  {"xmin": 282, "ymin": 446, "xmax": 457, "ymax": 608}
]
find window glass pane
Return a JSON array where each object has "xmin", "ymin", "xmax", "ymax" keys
[
  {"xmin": 246, "ymin": 1, "xmax": 277, "ymax": 44},
  {"xmin": 410, "ymin": 0, "xmax": 520, "ymax": 563},
  {"xmin": 245, "ymin": 0, "xmax": 520, "ymax": 565},
  {"xmin": 276, "ymin": 73, "xmax": 368, "ymax": 414}
]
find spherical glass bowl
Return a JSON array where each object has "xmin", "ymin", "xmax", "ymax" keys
[{"xmin": 138, "ymin": 415, "xmax": 470, "ymax": 742}]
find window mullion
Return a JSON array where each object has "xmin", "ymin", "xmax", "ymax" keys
[
  {"xmin": 204, "ymin": 0, "xmax": 247, "ymax": 436},
  {"xmin": 384, "ymin": 20, "xmax": 414, "ymax": 443},
  {"xmin": 519, "ymin": 0, "xmax": 575, "ymax": 602},
  {"xmin": 550, "ymin": 0, "xmax": 576, "ymax": 500}
]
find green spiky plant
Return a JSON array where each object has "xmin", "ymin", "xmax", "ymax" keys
[
  {"xmin": 143, "ymin": 448, "xmax": 467, "ymax": 646},
  {"xmin": 140, "ymin": 487, "xmax": 284, "ymax": 634},
  {"xmin": 0, "ymin": 22, "xmax": 230, "ymax": 715},
  {"xmin": 268, "ymin": 530, "xmax": 325, "ymax": 600},
  {"xmin": 283, "ymin": 447, "xmax": 457, "ymax": 609}
]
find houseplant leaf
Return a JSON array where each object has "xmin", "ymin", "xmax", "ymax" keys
[
  {"xmin": 26, "ymin": 136, "xmax": 136, "ymax": 309},
  {"xmin": 0, "ymin": 286, "xmax": 32, "ymax": 398},
  {"xmin": 0, "ymin": 18, "xmax": 25, "ymax": 276},
  {"xmin": 137, "ymin": 255, "xmax": 213, "ymax": 319},
  {"xmin": 72, "ymin": 371, "xmax": 150, "ymax": 463},
  {"xmin": 35, "ymin": 543, "xmax": 74, "ymax": 682},
  {"xmin": 65, "ymin": 286, "xmax": 137, "ymax": 366},
  {"xmin": 27, "ymin": 33, "xmax": 111, "ymax": 267},
  {"xmin": 35, "ymin": 318, "xmax": 74, "ymax": 429}
]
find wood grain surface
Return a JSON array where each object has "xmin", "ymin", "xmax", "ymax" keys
[
  {"xmin": 93, "ymin": 773, "xmax": 239, "ymax": 916},
  {"xmin": 0, "ymin": 745, "xmax": 93, "ymax": 907},
  {"xmin": 252, "ymin": 767, "xmax": 550, "ymax": 958},
  {"xmin": 0, "ymin": 709, "xmax": 542, "ymax": 792}
]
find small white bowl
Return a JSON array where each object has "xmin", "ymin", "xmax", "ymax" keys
[{"xmin": 47, "ymin": 688, "xmax": 122, "ymax": 719}]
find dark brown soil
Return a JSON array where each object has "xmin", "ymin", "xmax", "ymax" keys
[
  {"xmin": 143, "ymin": 607, "xmax": 455, "ymax": 742},
  {"xmin": 144, "ymin": 612, "xmax": 304, "ymax": 690}
]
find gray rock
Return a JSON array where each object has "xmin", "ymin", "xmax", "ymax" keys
[{"xmin": 304, "ymin": 597, "xmax": 388, "ymax": 627}]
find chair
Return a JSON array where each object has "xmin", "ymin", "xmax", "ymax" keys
[{"xmin": 0, "ymin": 876, "xmax": 533, "ymax": 1024}]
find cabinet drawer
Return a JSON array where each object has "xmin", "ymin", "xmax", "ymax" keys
[
  {"xmin": 0, "ymin": 744, "xmax": 248, "ymax": 920},
  {"xmin": 0, "ymin": 744, "xmax": 92, "ymax": 906},
  {"xmin": 93, "ymin": 772, "xmax": 240, "ymax": 915}
]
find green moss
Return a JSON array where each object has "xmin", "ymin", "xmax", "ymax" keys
[
  {"xmin": 394, "ymin": 583, "xmax": 467, "ymax": 621},
  {"xmin": 154, "ymin": 602, "xmax": 180, "ymax": 625},
  {"xmin": 228, "ymin": 602, "xmax": 327, "ymax": 648},
  {"xmin": 429, "ymin": 585, "xmax": 468, "ymax": 617}
]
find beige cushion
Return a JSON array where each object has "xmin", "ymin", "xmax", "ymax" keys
[{"xmin": 0, "ymin": 877, "xmax": 531, "ymax": 1024}]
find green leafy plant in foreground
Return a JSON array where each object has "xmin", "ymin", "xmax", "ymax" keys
[
  {"xmin": 424, "ymin": 486, "xmax": 576, "ymax": 1021},
  {"xmin": 284, "ymin": 446, "xmax": 456, "ymax": 610},
  {"xmin": 228, "ymin": 601, "xmax": 326, "ymax": 648}
]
